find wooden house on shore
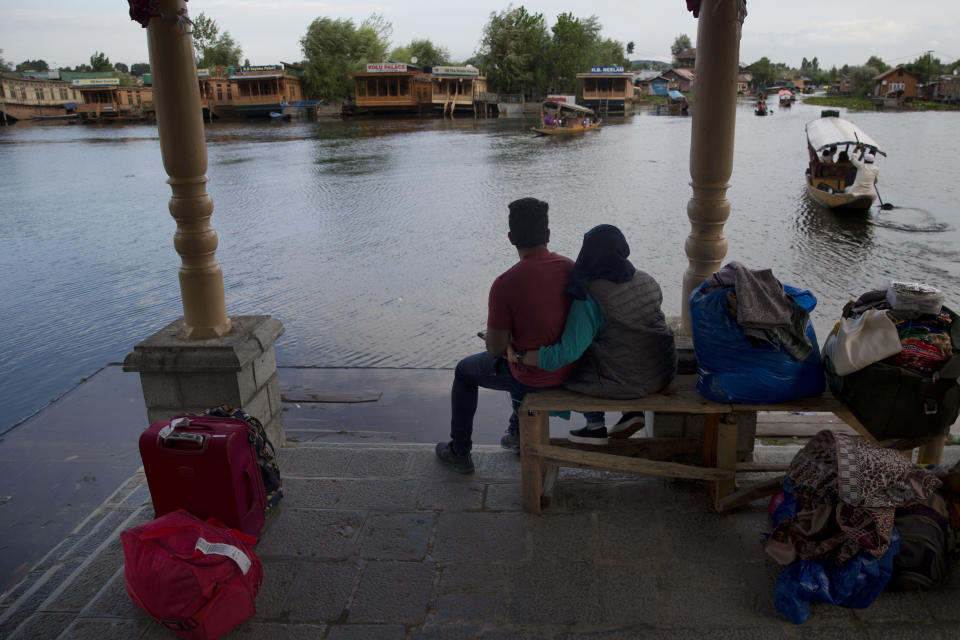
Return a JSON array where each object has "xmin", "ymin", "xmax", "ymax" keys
[
  {"xmin": 576, "ymin": 66, "xmax": 634, "ymax": 114},
  {"xmin": 346, "ymin": 62, "xmax": 432, "ymax": 116},
  {"xmin": 0, "ymin": 72, "xmax": 83, "ymax": 123},
  {"xmin": 430, "ymin": 66, "xmax": 495, "ymax": 117},
  {"xmin": 873, "ymin": 66, "xmax": 919, "ymax": 99}
]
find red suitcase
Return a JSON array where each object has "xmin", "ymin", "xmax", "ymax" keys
[{"xmin": 139, "ymin": 415, "xmax": 267, "ymax": 538}]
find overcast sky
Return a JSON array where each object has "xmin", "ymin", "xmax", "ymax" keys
[{"xmin": 3, "ymin": 1, "xmax": 958, "ymax": 71}]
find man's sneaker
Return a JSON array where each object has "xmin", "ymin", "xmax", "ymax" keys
[
  {"xmin": 500, "ymin": 430, "xmax": 520, "ymax": 454},
  {"xmin": 568, "ymin": 425, "xmax": 609, "ymax": 445},
  {"xmin": 609, "ymin": 411, "xmax": 645, "ymax": 438},
  {"xmin": 435, "ymin": 441, "xmax": 475, "ymax": 474}
]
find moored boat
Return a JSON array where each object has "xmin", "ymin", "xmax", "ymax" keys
[
  {"xmin": 532, "ymin": 100, "xmax": 600, "ymax": 135},
  {"xmin": 805, "ymin": 110, "xmax": 886, "ymax": 211},
  {"xmin": 666, "ymin": 90, "xmax": 689, "ymax": 115}
]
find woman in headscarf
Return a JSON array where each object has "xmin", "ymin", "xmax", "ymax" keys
[{"xmin": 508, "ymin": 224, "xmax": 677, "ymax": 444}]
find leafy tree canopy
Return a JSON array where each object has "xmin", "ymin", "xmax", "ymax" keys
[
  {"xmin": 90, "ymin": 51, "xmax": 112, "ymax": 72},
  {"xmin": 627, "ymin": 41, "xmax": 634, "ymax": 55},
  {"xmin": 865, "ymin": 56, "xmax": 889, "ymax": 73},
  {"xmin": 301, "ymin": 14, "xmax": 392, "ymax": 101},
  {"xmin": 389, "ymin": 39, "xmax": 451, "ymax": 67},
  {"xmin": 16, "ymin": 59, "xmax": 49, "ymax": 72},
  {"xmin": 477, "ymin": 6, "xmax": 550, "ymax": 95},
  {"xmin": 114, "ymin": 62, "xmax": 129, "ymax": 73},
  {"xmin": 192, "ymin": 13, "xmax": 243, "ymax": 69},
  {"xmin": 130, "ymin": 63, "xmax": 150, "ymax": 76},
  {"xmin": 671, "ymin": 34, "xmax": 692, "ymax": 57},
  {"xmin": 0, "ymin": 49, "xmax": 11, "ymax": 73}
]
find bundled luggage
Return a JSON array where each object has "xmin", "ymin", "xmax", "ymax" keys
[
  {"xmin": 122, "ymin": 510, "xmax": 263, "ymax": 640},
  {"xmin": 690, "ymin": 262, "xmax": 825, "ymax": 404},
  {"xmin": 823, "ymin": 284, "xmax": 960, "ymax": 441},
  {"xmin": 140, "ymin": 412, "xmax": 268, "ymax": 537}
]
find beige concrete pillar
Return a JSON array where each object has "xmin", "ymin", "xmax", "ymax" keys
[
  {"xmin": 680, "ymin": 1, "xmax": 743, "ymax": 335},
  {"xmin": 147, "ymin": 0, "xmax": 231, "ymax": 339}
]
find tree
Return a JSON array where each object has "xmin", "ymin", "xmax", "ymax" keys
[
  {"xmin": 390, "ymin": 39, "xmax": 449, "ymax": 67},
  {"xmin": 89, "ymin": 51, "xmax": 113, "ymax": 72},
  {"xmin": 477, "ymin": 6, "xmax": 550, "ymax": 95},
  {"xmin": 130, "ymin": 63, "xmax": 150, "ymax": 76},
  {"xmin": 301, "ymin": 14, "xmax": 391, "ymax": 100},
  {"xmin": 0, "ymin": 49, "xmax": 11, "ymax": 73},
  {"xmin": 16, "ymin": 59, "xmax": 49, "ymax": 72},
  {"xmin": 191, "ymin": 13, "xmax": 243, "ymax": 69},
  {"xmin": 865, "ymin": 56, "xmax": 889, "ymax": 73},
  {"xmin": 626, "ymin": 41, "xmax": 634, "ymax": 55},
  {"xmin": 114, "ymin": 62, "xmax": 129, "ymax": 73},
  {"xmin": 671, "ymin": 34, "xmax": 692, "ymax": 57},
  {"xmin": 548, "ymin": 12, "xmax": 597, "ymax": 93},
  {"xmin": 748, "ymin": 57, "xmax": 774, "ymax": 88}
]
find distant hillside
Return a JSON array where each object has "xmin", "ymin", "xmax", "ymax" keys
[{"xmin": 630, "ymin": 59, "xmax": 671, "ymax": 71}]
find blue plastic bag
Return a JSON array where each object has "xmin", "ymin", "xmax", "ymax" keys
[
  {"xmin": 690, "ymin": 281, "xmax": 826, "ymax": 403},
  {"xmin": 774, "ymin": 529, "xmax": 900, "ymax": 624}
]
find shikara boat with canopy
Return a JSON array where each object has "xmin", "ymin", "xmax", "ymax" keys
[
  {"xmin": 532, "ymin": 100, "xmax": 601, "ymax": 135},
  {"xmin": 805, "ymin": 110, "xmax": 886, "ymax": 211}
]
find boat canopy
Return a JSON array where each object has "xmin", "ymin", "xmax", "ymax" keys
[
  {"xmin": 542, "ymin": 100, "xmax": 596, "ymax": 115},
  {"xmin": 667, "ymin": 90, "xmax": 686, "ymax": 101},
  {"xmin": 778, "ymin": 89, "xmax": 792, "ymax": 97},
  {"xmin": 805, "ymin": 116, "xmax": 886, "ymax": 156}
]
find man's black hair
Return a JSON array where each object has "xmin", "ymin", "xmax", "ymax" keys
[{"xmin": 508, "ymin": 197, "xmax": 549, "ymax": 249}]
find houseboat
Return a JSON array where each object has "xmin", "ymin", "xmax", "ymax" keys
[
  {"xmin": 805, "ymin": 111, "xmax": 885, "ymax": 211},
  {"xmin": 346, "ymin": 62, "xmax": 432, "ymax": 116},
  {"xmin": 230, "ymin": 64, "xmax": 307, "ymax": 118},
  {"xmin": 0, "ymin": 72, "xmax": 84, "ymax": 123},
  {"xmin": 665, "ymin": 90, "xmax": 689, "ymax": 115},
  {"xmin": 430, "ymin": 65, "xmax": 495, "ymax": 117},
  {"xmin": 576, "ymin": 66, "xmax": 634, "ymax": 114},
  {"xmin": 532, "ymin": 99, "xmax": 600, "ymax": 135}
]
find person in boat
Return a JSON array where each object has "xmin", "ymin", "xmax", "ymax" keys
[
  {"xmin": 847, "ymin": 144, "xmax": 880, "ymax": 196},
  {"xmin": 436, "ymin": 198, "xmax": 576, "ymax": 473},
  {"xmin": 506, "ymin": 224, "xmax": 678, "ymax": 444}
]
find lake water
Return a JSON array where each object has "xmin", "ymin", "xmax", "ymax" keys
[{"xmin": 2, "ymin": 99, "xmax": 959, "ymax": 434}]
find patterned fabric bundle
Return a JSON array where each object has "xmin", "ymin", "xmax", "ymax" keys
[
  {"xmin": 889, "ymin": 312, "xmax": 954, "ymax": 373},
  {"xmin": 767, "ymin": 430, "xmax": 941, "ymax": 567}
]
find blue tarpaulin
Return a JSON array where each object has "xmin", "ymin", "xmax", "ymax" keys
[{"xmin": 667, "ymin": 90, "xmax": 686, "ymax": 101}]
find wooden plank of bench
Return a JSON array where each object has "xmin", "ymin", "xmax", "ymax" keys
[
  {"xmin": 717, "ymin": 476, "xmax": 785, "ymax": 512},
  {"xmin": 525, "ymin": 442, "xmax": 734, "ymax": 482},
  {"xmin": 520, "ymin": 408, "xmax": 549, "ymax": 513},
  {"xmin": 521, "ymin": 375, "xmax": 730, "ymax": 414},
  {"xmin": 548, "ymin": 436, "xmax": 702, "ymax": 459}
]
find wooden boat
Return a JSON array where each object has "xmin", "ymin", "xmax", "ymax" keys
[
  {"xmin": 805, "ymin": 110, "xmax": 885, "ymax": 211},
  {"xmin": 778, "ymin": 89, "xmax": 793, "ymax": 107},
  {"xmin": 532, "ymin": 100, "xmax": 600, "ymax": 135},
  {"xmin": 665, "ymin": 90, "xmax": 689, "ymax": 115},
  {"xmin": 755, "ymin": 99, "xmax": 768, "ymax": 116},
  {"xmin": 269, "ymin": 111, "xmax": 291, "ymax": 121}
]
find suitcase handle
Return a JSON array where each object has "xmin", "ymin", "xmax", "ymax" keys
[{"xmin": 162, "ymin": 432, "xmax": 205, "ymax": 448}]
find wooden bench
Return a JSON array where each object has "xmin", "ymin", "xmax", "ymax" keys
[{"xmin": 518, "ymin": 374, "xmax": 946, "ymax": 514}]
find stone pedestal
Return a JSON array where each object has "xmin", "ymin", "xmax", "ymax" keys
[{"xmin": 123, "ymin": 315, "xmax": 286, "ymax": 446}]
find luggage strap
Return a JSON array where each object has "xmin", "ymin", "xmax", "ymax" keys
[{"xmin": 195, "ymin": 537, "xmax": 252, "ymax": 575}]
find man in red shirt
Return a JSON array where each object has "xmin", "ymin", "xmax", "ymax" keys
[{"xmin": 436, "ymin": 197, "xmax": 575, "ymax": 473}]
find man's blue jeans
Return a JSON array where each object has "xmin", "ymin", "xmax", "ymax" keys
[{"xmin": 450, "ymin": 352, "xmax": 547, "ymax": 454}]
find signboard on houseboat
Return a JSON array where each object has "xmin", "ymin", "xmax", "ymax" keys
[
  {"xmin": 546, "ymin": 95, "xmax": 576, "ymax": 104},
  {"xmin": 433, "ymin": 66, "xmax": 479, "ymax": 76},
  {"xmin": 72, "ymin": 78, "xmax": 119, "ymax": 86},
  {"xmin": 590, "ymin": 66, "xmax": 625, "ymax": 74},
  {"xmin": 366, "ymin": 63, "xmax": 408, "ymax": 73},
  {"xmin": 240, "ymin": 65, "xmax": 283, "ymax": 73}
]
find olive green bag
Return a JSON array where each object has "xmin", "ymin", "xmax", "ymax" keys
[{"xmin": 825, "ymin": 307, "xmax": 960, "ymax": 442}]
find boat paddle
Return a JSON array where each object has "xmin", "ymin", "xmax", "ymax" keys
[{"xmin": 875, "ymin": 185, "xmax": 894, "ymax": 210}]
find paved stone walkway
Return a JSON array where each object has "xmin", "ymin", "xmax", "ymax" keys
[{"xmin": 2, "ymin": 442, "xmax": 960, "ymax": 639}]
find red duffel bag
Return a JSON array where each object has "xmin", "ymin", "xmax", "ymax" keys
[{"xmin": 122, "ymin": 509, "xmax": 263, "ymax": 640}]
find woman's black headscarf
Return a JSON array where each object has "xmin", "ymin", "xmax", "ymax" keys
[{"xmin": 566, "ymin": 224, "xmax": 636, "ymax": 300}]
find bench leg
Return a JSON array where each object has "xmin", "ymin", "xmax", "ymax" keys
[
  {"xmin": 520, "ymin": 408, "xmax": 550, "ymax": 513},
  {"xmin": 704, "ymin": 414, "xmax": 738, "ymax": 512},
  {"xmin": 918, "ymin": 434, "xmax": 946, "ymax": 466}
]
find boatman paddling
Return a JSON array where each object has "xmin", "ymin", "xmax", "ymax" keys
[{"xmin": 848, "ymin": 143, "xmax": 879, "ymax": 197}]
